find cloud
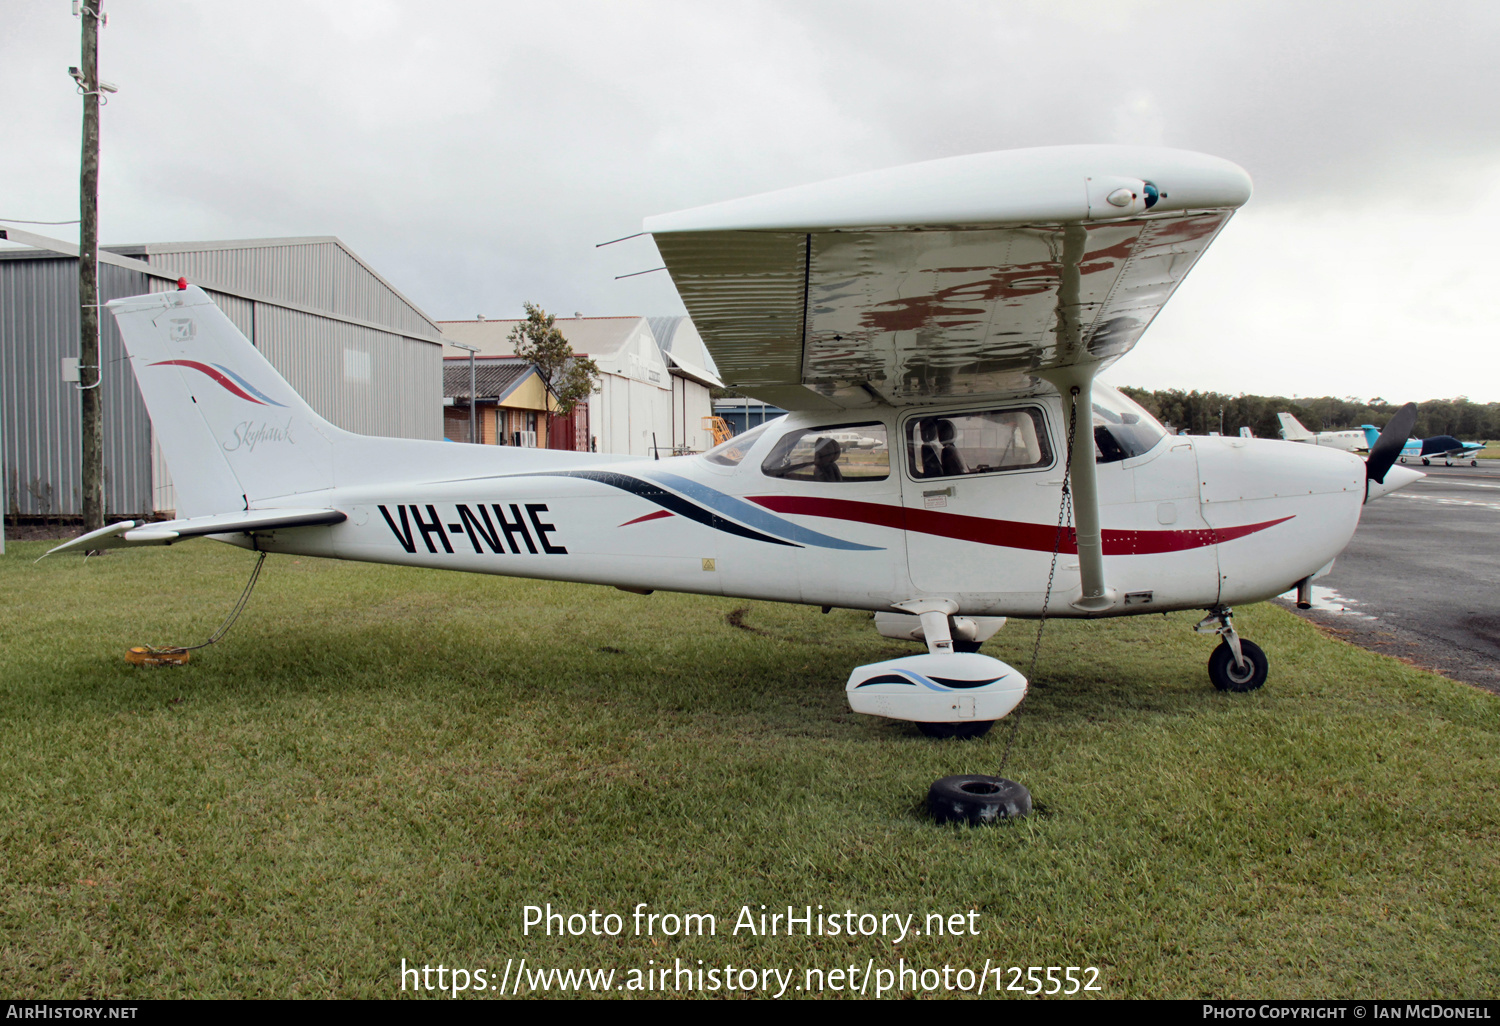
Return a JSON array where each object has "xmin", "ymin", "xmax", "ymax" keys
[{"xmin": 3, "ymin": 0, "xmax": 1497, "ymax": 397}]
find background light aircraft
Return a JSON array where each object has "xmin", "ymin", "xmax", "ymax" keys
[
  {"xmin": 1277, "ymin": 412, "xmax": 1369, "ymax": 452},
  {"xmin": 52, "ymin": 145, "xmax": 1423, "ymax": 739},
  {"xmin": 1356, "ymin": 425, "xmax": 1488, "ymax": 466}
]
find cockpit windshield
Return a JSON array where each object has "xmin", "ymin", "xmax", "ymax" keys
[
  {"xmin": 702, "ymin": 420, "xmax": 776, "ymax": 467},
  {"xmin": 1092, "ymin": 385, "xmax": 1168, "ymax": 463}
]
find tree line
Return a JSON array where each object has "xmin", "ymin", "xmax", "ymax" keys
[{"xmin": 1117, "ymin": 388, "xmax": 1500, "ymax": 442}]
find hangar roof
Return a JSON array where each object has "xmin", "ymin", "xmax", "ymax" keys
[{"xmin": 0, "ymin": 228, "xmax": 443, "ymax": 343}]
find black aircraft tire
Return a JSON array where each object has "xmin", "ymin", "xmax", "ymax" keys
[
  {"xmin": 952, "ymin": 639, "xmax": 984, "ymax": 654},
  {"xmin": 1208, "ymin": 639, "xmax": 1268, "ymax": 692},
  {"xmin": 917, "ymin": 720, "xmax": 995, "ymax": 739},
  {"xmin": 928, "ymin": 775, "xmax": 1031, "ymax": 824}
]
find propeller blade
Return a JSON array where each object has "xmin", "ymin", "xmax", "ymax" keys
[{"xmin": 1366, "ymin": 402, "xmax": 1417, "ymax": 485}]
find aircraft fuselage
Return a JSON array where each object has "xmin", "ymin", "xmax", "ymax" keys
[{"xmin": 233, "ymin": 398, "xmax": 1367, "ymax": 619}]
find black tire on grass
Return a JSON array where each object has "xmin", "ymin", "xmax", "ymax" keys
[
  {"xmin": 917, "ymin": 720, "xmax": 995, "ymax": 739},
  {"xmin": 928, "ymin": 775, "xmax": 1030, "ymax": 824}
]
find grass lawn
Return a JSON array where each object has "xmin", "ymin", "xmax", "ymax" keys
[{"xmin": 1, "ymin": 540, "xmax": 1497, "ymax": 999}]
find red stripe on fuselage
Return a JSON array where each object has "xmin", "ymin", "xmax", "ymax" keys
[
  {"xmin": 151, "ymin": 360, "xmax": 265, "ymax": 404},
  {"xmin": 746, "ymin": 495, "xmax": 1290, "ymax": 554},
  {"xmin": 620, "ymin": 510, "xmax": 675, "ymax": 527}
]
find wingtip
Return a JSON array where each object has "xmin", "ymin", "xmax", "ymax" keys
[{"xmin": 43, "ymin": 520, "xmax": 138, "ymax": 558}]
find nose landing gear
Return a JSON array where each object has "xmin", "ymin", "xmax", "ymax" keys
[{"xmin": 1195, "ymin": 607, "xmax": 1268, "ymax": 692}]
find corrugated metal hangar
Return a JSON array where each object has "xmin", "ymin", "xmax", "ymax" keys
[{"xmin": 0, "ymin": 233, "xmax": 445, "ymax": 519}]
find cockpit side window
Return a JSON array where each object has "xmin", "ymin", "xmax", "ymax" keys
[
  {"xmin": 906, "ymin": 408, "xmax": 1052, "ymax": 479},
  {"xmin": 760, "ymin": 423, "xmax": 889, "ymax": 482}
]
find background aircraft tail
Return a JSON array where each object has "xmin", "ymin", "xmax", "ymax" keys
[
  {"xmin": 1276, "ymin": 412, "xmax": 1314, "ymax": 442},
  {"xmin": 108, "ymin": 287, "xmax": 342, "ymax": 516}
]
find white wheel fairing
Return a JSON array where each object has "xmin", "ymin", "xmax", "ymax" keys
[{"xmin": 846, "ymin": 652, "xmax": 1027, "ymax": 723}]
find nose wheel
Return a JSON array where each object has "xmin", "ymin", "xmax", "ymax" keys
[
  {"xmin": 1207, "ymin": 638, "xmax": 1268, "ymax": 691},
  {"xmin": 1195, "ymin": 607, "xmax": 1268, "ymax": 692}
]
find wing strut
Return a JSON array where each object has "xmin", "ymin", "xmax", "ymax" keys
[
  {"xmin": 1040, "ymin": 370, "xmax": 1115, "ymax": 612},
  {"xmin": 1038, "ymin": 226, "xmax": 1114, "ymax": 611}
]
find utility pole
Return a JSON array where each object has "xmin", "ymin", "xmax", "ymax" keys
[
  {"xmin": 448, "ymin": 341, "xmax": 480, "ymax": 442},
  {"xmin": 77, "ymin": 0, "xmax": 106, "ymax": 530}
]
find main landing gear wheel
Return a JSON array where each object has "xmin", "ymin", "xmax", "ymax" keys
[
  {"xmin": 1208, "ymin": 639, "xmax": 1268, "ymax": 692},
  {"xmin": 928, "ymin": 775, "xmax": 1031, "ymax": 824},
  {"xmin": 917, "ymin": 720, "xmax": 995, "ymax": 739},
  {"xmin": 952, "ymin": 639, "xmax": 984, "ymax": 654}
]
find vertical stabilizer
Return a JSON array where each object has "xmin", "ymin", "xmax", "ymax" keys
[
  {"xmin": 1277, "ymin": 412, "xmax": 1314, "ymax": 442},
  {"xmin": 108, "ymin": 287, "xmax": 341, "ymax": 516}
]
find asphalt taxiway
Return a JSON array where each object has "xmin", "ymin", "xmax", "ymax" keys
[{"xmin": 1277, "ymin": 460, "xmax": 1500, "ymax": 694}]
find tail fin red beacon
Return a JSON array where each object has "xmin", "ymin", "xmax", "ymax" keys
[{"xmin": 107, "ymin": 287, "xmax": 343, "ymax": 516}]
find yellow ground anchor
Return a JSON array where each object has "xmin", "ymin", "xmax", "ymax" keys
[
  {"xmin": 122, "ymin": 551, "xmax": 267, "ymax": 667},
  {"xmin": 125, "ymin": 646, "xmax": 191, "ymax": 667}
]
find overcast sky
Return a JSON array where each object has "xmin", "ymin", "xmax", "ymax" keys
[{"xmin": 4, "ymin": 1, "xmax": 1497, "ymax": 401}]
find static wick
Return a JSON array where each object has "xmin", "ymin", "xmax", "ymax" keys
[{"xmin": 615, "ymin": 266, "xmax": 667, "ymax": 280}]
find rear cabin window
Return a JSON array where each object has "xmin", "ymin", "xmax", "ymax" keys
[
  {"xmin": 906, "ymin": 409, "xmax": 1052, "ymax": 479},
  {"xmin": 760, "ymin": 423, "xmax": 890, "ymax": 482}
]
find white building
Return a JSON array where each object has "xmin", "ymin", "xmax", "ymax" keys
[
  {"xmin": 438, "ymin": 315, "xmax": 721, "ymax": 457},
  {"xmin": 648, "ymin": 316, "xmax": 724, "ymax": 454}
]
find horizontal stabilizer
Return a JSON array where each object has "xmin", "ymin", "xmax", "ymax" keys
[{"xmin": 46, "ymin": 508, "xmax": 346, "ymax": 556}]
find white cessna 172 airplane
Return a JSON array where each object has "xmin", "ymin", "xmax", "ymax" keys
[
  {"xmin": 1276, "ymin": 412, "xmax": 1369, "ymax": 453},
  {"xmin": 53, "ymin": 145, "xmax": 1423, "ymax": 739}
]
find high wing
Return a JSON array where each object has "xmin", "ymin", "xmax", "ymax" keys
[{"xmin": 645, "ymin": 145, "xmax": 1252, "ymax": 411}]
